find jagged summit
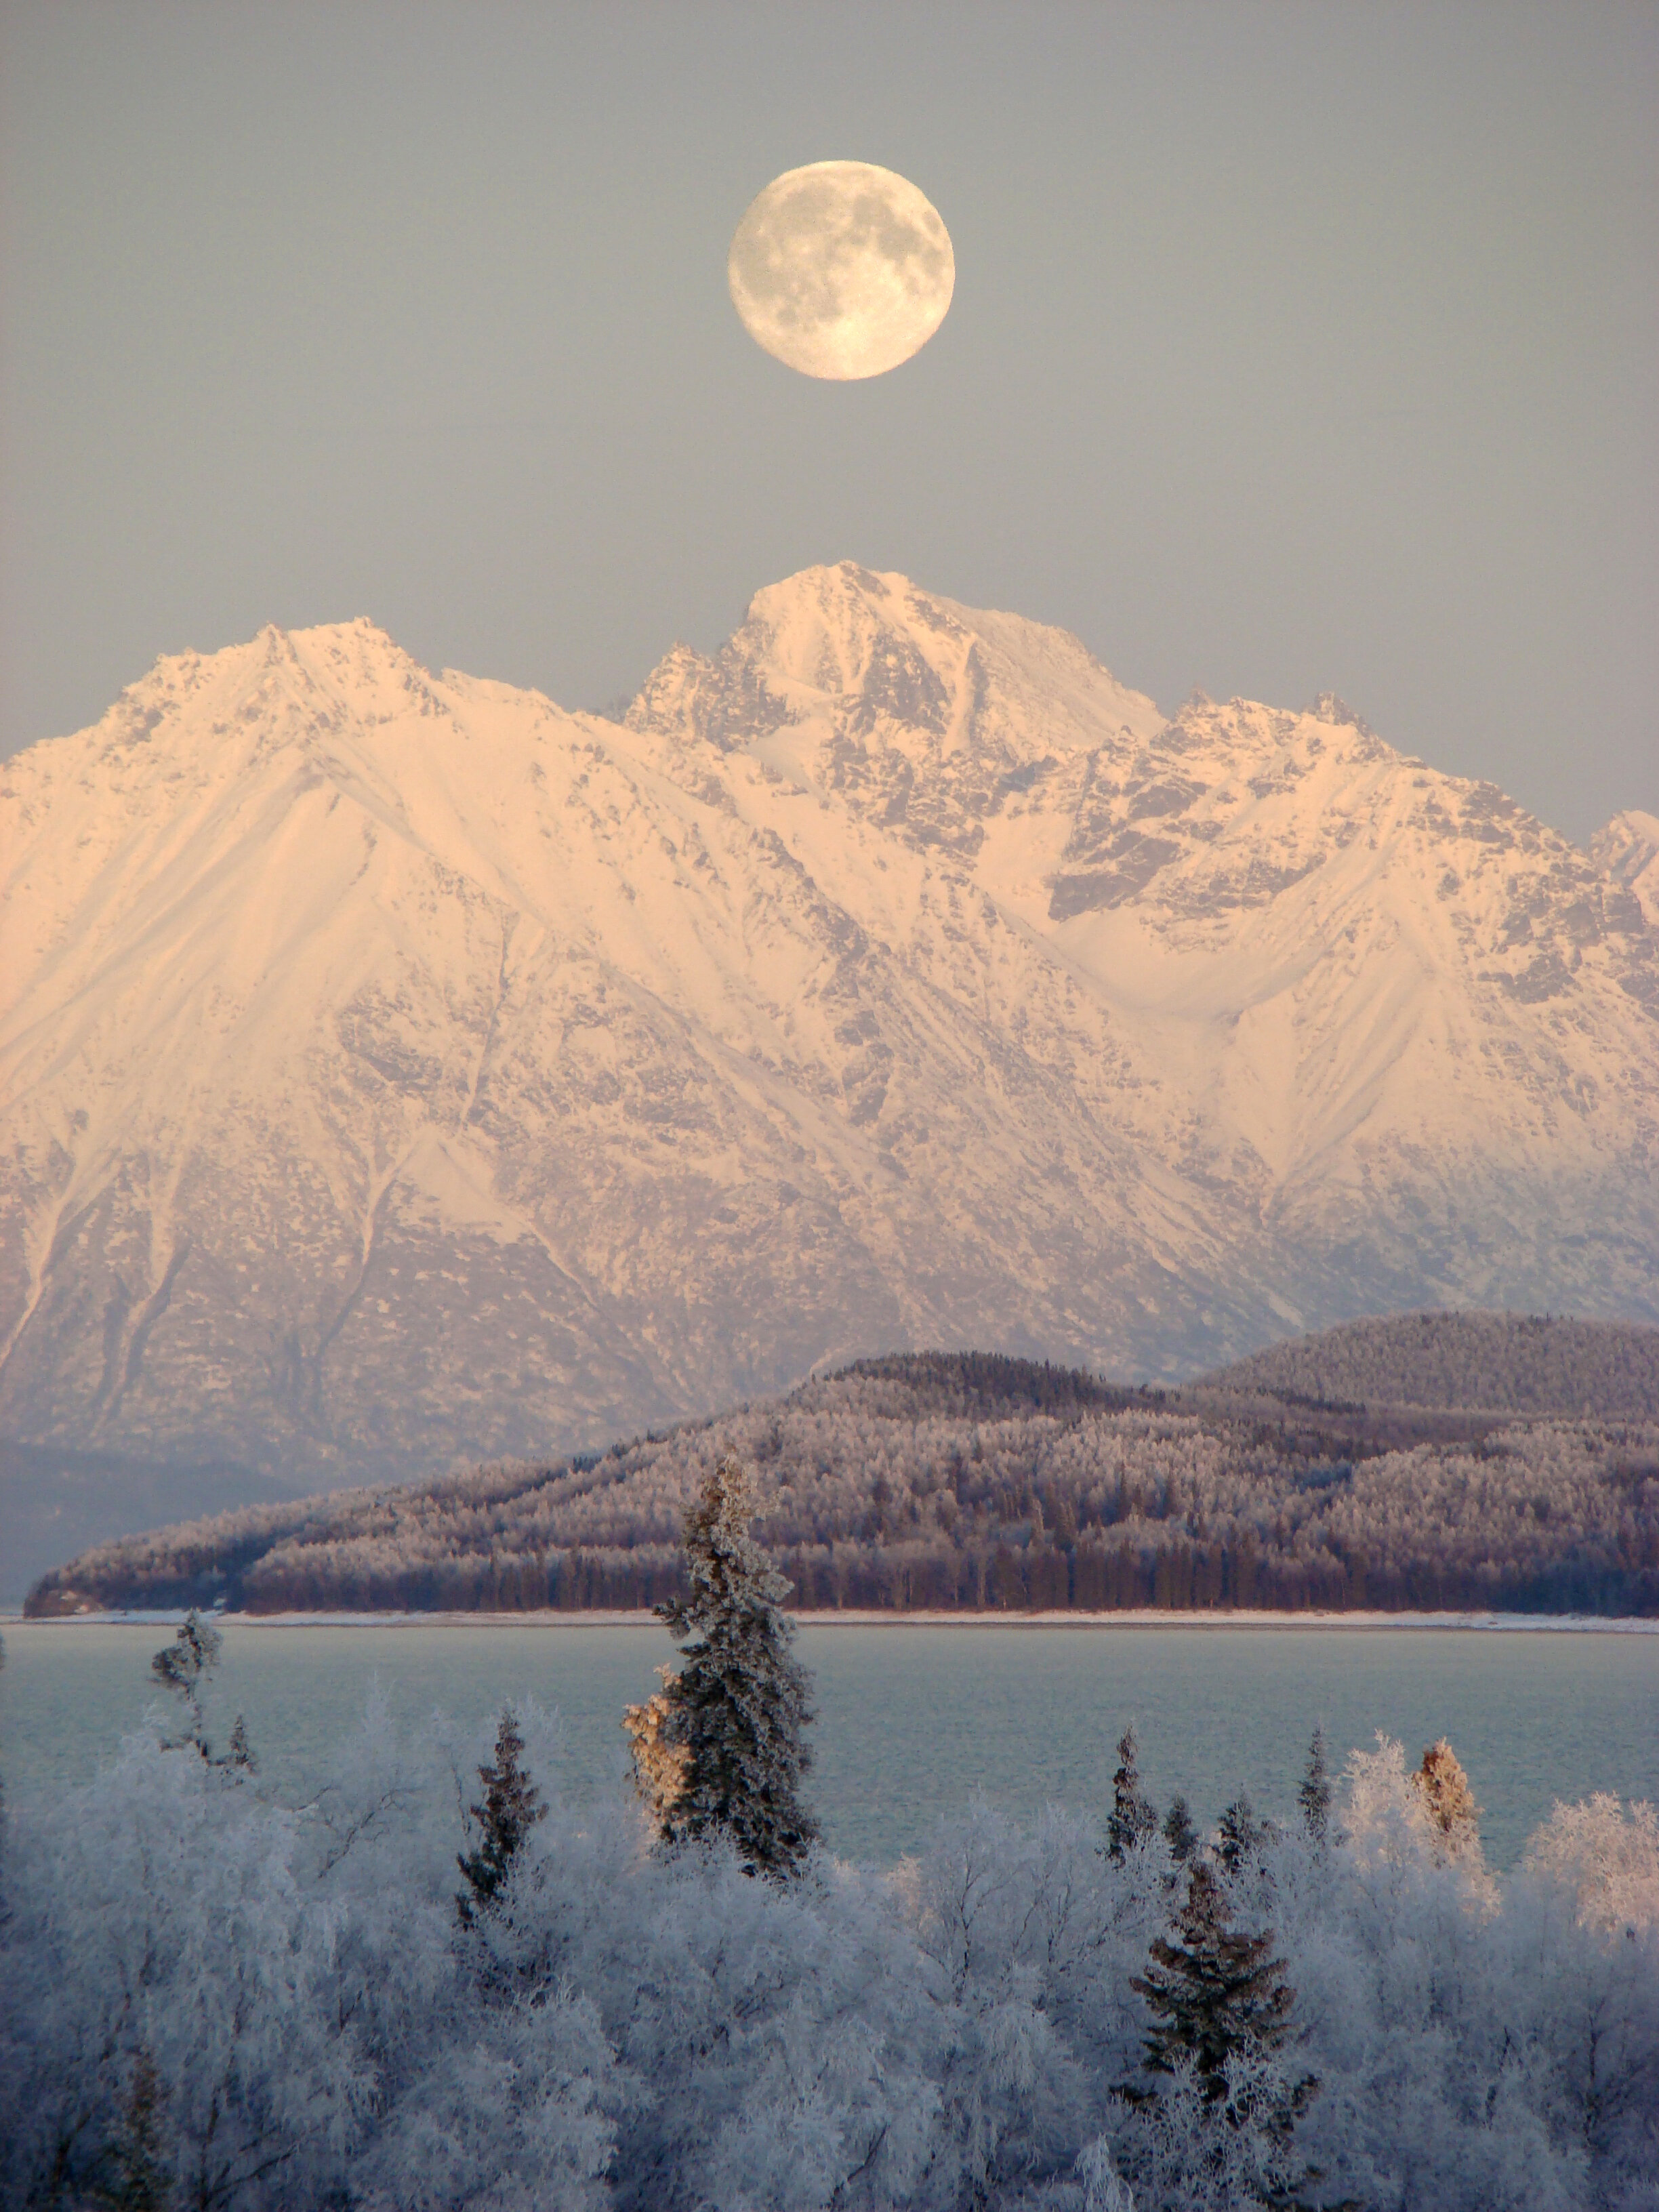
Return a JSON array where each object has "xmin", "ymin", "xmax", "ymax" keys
[
  {"xmin": 626, "ymin": 560, "xmax": 1164, "ymax": 765},
  {"xmin": 1306, "ymin": 691, "xmax": 1373, "ymax": 734},
  {"xmin": 729, "ymin": 560, "xmax": 1162, "ymax": 733},
  {"xmin": 2, "ymin": 565, "xmax": 1656, "ymax": 1587},
  {"xmin": 1592, "ymin": 808, "xmax": 1659, "ymax": 926}
]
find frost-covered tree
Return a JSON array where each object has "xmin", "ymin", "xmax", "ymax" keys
[
  {"xmin": 224, "ymin": 1715, "xmax": 256, "ymax": 1775},
  {"xmin": 149, "ymin": 1610, "xmax": 220, "ymax": 1755},
  {"xmin": 292, "ymin": 1692, "xmax": 619, "ymax": 2209},
  {"xmin": 1123, "ymin": 1861, "xmax": 1319, "ymax": 2208},
  {"xmin": 456, "ymin": 1704, "xmax": 546, "ymax": 1927},
  {"xmin": 0, "ymin": 1735, "xmax": 373, "ymax": 2209},
  {"xmin": 1108, "ymin": 1724, "xmax": 1159, "ymax": 1860},
  {"xmin": 1214, "ymin": 1794, "xmax": 1276, "ymax": 1876},
  {"xmin": 1411, "ymin": 1737, "xmax": 1482, "ymax": 1864},
  {"xmin": 1111, "ymin": 2047, "xmax": 1319, "ymax": 2212},
  {"xmin": 1297, "ymin": 1727, "xmax": 1331, "ymax": 1844},
  {"xmin": 911, "ymin": 1793, "xmax": 1143, "ymax": 2203},
  {"xmin": 1162, "ymin": 1796, "xmax": 1198, "ymax": 1864},
  {"xmin": 1132, "ymin": 1861, "xmax": 1303, "ymax": 2099},
  {"xmin": 1522, "ymin": 1793, "xmax": 1659, "ymax": 1938},
  {"xmin": 1343, "ymin": 1731, "xmax": 1494, "ymax": 1905},
  {"xmin": 1077, "ymin": 2134, "xmax": 1139, "ymax": 2210},
  {"xmin": 149, "ymin": 1611, "xmax": 253, "ymax": 1771},
  {"xmin": 100, "ymin": 2049, "xmax": 170, "ymax": 2211},
  {"xmin": 653, "ymin": 1454, "xmax": 819, "ymax": 1879},
  {"xmin": 621, "ymin": 1662, "xmax": 689, "ymax": 1827}
]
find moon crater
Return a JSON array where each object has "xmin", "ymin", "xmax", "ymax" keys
[{"xmin": 729, "ymin": 161, "xmax": 954, "ymax": 381}]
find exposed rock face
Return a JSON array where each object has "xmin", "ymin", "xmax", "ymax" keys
[
  {"xmin": 1592, "ymin": 808, "xmax": 1659, "ymax": 928},
  {"xmin": 2, "ymin": 564, "xmax": 1656, "ymax": 1538}
]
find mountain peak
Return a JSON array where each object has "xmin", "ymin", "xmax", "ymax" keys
[
  {"xmin": 623, "ymin": 562, "xmax": 1165, "ymax": 788},
  {"xmin": 1593, "ymin": 808, "xmax": 1659, "ymax": 926},
  {"xmin": 1307, "ymin": 690, "xmax": 1374, "ymax": 735},
  {"xmin": 2, "ymin": 569, "xmax": 1655, "ymax": 1572},
  {"xmin": 52, "ymin": 618, "xmax": 435, "ymax": 776}
]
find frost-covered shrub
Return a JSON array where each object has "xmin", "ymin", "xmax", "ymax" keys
[
  {"xmin": 1523, "ymin": 1792, "xmax": 1659, "ymax": 1938},
  {"xmin": 1107, "ymin": 2047, "xmax": 1314, "ymax": 2212},
  {"xmin": 0, "ymin": 1738, "xmax": 373, "ymax": 2209}
]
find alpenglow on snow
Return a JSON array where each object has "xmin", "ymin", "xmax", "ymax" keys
[{"xmin": 2, "ymin": 562, "xmax": 1655, "ymax": 1541}]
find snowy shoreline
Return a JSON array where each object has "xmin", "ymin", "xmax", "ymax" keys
[{"xmin": 7, "ymin": 1606, "xmax": 1657, "ymax": 1633}]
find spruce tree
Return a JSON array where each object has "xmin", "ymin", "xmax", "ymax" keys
[
  {"xmin": 150, "ymin": 1611, "xmax": 222, "ymax": 1754},
  {"xmin": 456, "ymin": 1706, "xmax": 546, "ymax": 1927},
  {"xmin": 653, "ymin": 1454, "xmax": 818, "ymax": 1879},
  {"xmin": 1107, "ymin": 1723, "xmax": 1159, "ymax": 1860},
  {"xmin": 225, "ymin": 1715, "xmax": 258, "ymax": 1775},
  {"xmin": 1162, "ymin": 1795, "xmax": 1199, "ymax": 1863},
  {"xmin": 1297, "ymin": 1727, "xmax": 1332, "ymax": 1843},
  {"xmin": 1216, "ymin": 1793, "xmax": 1276, "ymax": 1875},
  {"xmin": 1410, "ymin": 1738, "xmax": 1481, "ymax": 1862},
  {"xmin": 150, "ymin": 1611, "xmax": 254, "ymax": 1769},
  {"xmin": 1132, "ymin": 1861, "xmax": 1306, "ymax": 2106}
]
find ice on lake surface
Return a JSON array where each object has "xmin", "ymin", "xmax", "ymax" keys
[{"xmin": 3, "ymin": 1621, "xmax": 1655, "ymax": 1870}]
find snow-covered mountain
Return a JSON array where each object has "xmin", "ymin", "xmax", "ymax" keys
[
  {"xmin": 1592, "ymin": 809, "xmax": 1659, "ymax": 927},
  {"xmin": 3, "ymin": 562, "xmax": 1656, "ymax": 1531}
]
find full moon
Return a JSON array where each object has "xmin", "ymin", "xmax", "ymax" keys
[{"xmin": 728, "ymin": 161, "xmax": 954, "ymax": 380}]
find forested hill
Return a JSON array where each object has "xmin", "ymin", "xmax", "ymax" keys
[
  {"xmin": 26, "ymin": 1320, "xmax": 1659, "ymax": 1618},
  {"xmin": 1201, "ymin": 1311, "xmax": 1659, "ymax": 1418}
]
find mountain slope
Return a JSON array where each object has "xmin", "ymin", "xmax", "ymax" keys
[{"xmin": 3, "ymin": 565, "xmax": 1656, "ymax": 1552}]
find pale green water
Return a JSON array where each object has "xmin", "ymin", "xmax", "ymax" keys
[{"xmin": 2, "ymin": 1622, "xmax": 1655, "ymax": 1868}]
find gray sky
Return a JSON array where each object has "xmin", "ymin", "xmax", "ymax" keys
[{"xmin": 3, "ymin": 0, "xmax": 1654, "ymax": 841}]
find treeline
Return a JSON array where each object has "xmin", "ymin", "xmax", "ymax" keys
[{"xmin": 28, "ymin": 1347, "xmax": 1659, "ymax": 1616}]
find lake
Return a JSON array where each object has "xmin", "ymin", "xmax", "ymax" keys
[{"xmin": 3, "ymin": 1618, "xmax": 1655, "ymax": 1869}]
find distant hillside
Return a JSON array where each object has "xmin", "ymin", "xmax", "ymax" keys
[
  {"xmin": 27, "ymin": 1343, "xmax": 1659, "ymax": 1620},
  {"xmin": 1202, "ymin": 1312, "xmax": 1659, "ymax": 1418}
]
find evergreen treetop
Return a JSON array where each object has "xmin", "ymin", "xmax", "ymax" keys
[
  {"xmin": 149, "ymin": 1611, "xmax": 254, "ymax": 1770},
  {"xmin": 1162, "ymin": 1795, "xmax": 1199, "ymax": 1864},
  {"xmin": 1215, "ymin": 1793, "xmax": 1277, "ymax": 1875},
  {"xmin": 653, "ymin": 1454, "xmax": 818, "ymax": 1880},
  {"xmin": 456, "ymin": 1706, "xmax": 546, "ymax": 1927},
  {"xmin": 150, "ymin": 1610, "xmax": 222, "ymax": 1708},
  {"xmin": 1411, "ymin": 1738, "xmax": 1482, "ymax": 1862},
  {"xmin": 1107, "ymin": 1723, "xmax": 1159, "ymax": 1860},
  {"xmin": 1298, "ymin": 1727, "xmax": 1332, "ymax": 1843},
  {"xmin": 224, "ymin": 1715, "xmax": 258, "ymax": 1776},
  {"xmin": 1133, "ymin": 1861, "xmax": 1305, "ymax": 2104}
]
